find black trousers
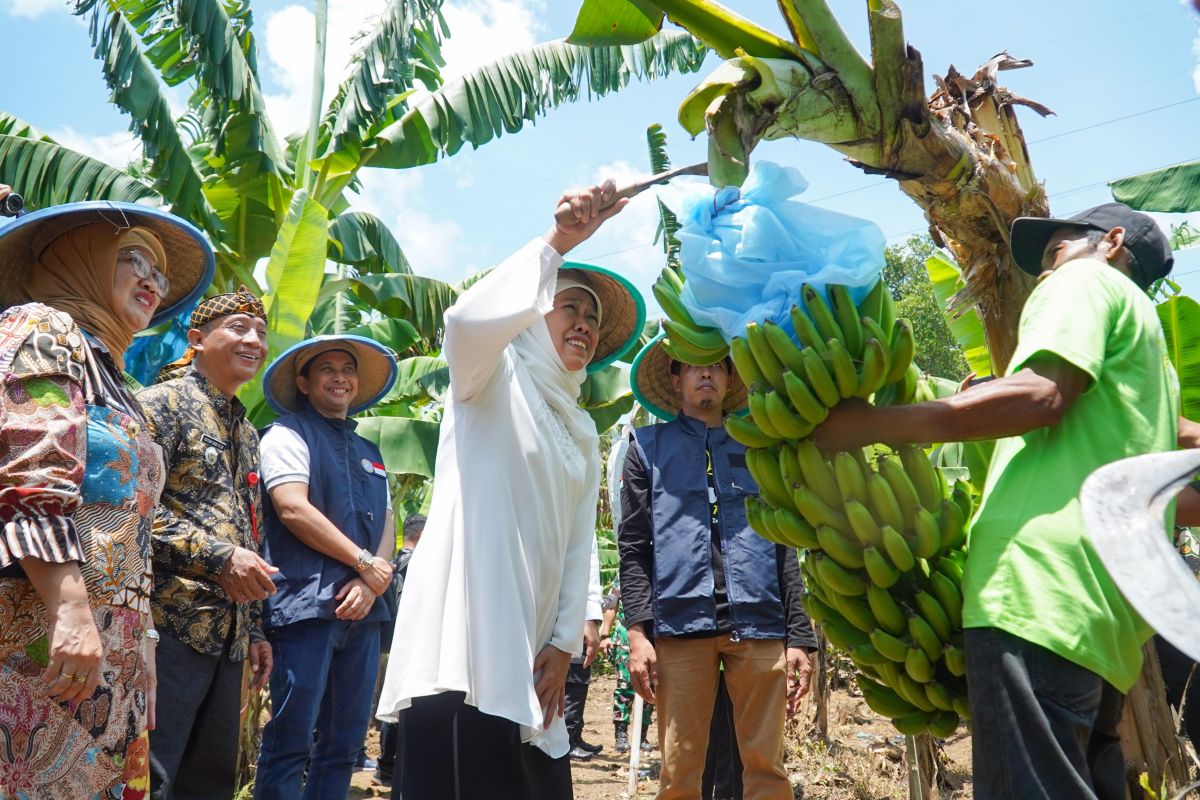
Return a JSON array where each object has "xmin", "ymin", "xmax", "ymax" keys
[
  {"xmin": 401, "ymin": 692, "xmax": 574, "ymax": 800},
  {"xmin": 702, "ymin": 674, "xmax": 744, "ymax": 800},
  {"xmin": 966, "ymin": 627, "xmax": 1126, "ymax": 800},
  {"xmin": 564, "ymin": 662, "xmax": 591, "ymax": 746},
  {"xmin": 149, "ymin": 631, "xmax": 243, "ymax": 800}
]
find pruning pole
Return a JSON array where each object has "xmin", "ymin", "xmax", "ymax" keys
[
  {"xmin": 627, "ymin": 695, "xmax": 645, "ymax": 797},
  {"xmin": 905, "ymin": 734, "xmax": 926, "ymax": 800}
]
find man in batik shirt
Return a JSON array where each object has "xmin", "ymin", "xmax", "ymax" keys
[{"xmin": 139, "ymin": 289, "xmax": 275, "ymax": 800}]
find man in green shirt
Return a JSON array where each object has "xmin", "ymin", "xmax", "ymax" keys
[{"xmin": 813, "ymin": 203, "xmax": 1186, "ymax": 800}]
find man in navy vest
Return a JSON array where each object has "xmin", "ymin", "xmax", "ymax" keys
[
  {"xmin": 619, "ymin": 334, "xmax": 816, "ymax": 800},
  {"xmin": 253, "ymin": 335, "xmax": 399, "ymax": 800}
]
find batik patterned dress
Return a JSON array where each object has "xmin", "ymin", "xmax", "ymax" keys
[{"xmin": 0, "ymin": 303, "xmax": 161, "ymax": 800}]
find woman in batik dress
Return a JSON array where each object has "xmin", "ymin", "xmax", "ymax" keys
[{"xmin": 0, "ymin": 192, "xmax": 213, "ymax": 800}]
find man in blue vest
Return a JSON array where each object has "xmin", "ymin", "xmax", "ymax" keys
[
  {"xmin": 253, "ymin": 335, "xmax": 399, "ymax": 800},
  {"xmin": 620, "ymin": 334, "xmax": 817, "ymax": 800}
]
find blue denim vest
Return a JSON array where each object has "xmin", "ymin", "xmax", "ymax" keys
[
  {"xmin": 632, "ymin": 414, "xmax": 785, "ymax": 639},
  {"xmin": 261, "ymin": 406, "xmax": 391, "ymax": 629}
]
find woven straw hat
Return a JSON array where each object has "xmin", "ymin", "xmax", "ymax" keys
[
  {"xmin": 0, "ymin": 201, "xmax": 214, "ymax": 325},
  {"xmin": 559, "ymin": 261, "xmax": 645, "ymax": 373},
  {"xmin": 630, "ymin": 332, "xmax": 748, "ymax": 421},
  {"xmin": 263, "ymin": 335, "xmax": 398, "ymax": 416}
]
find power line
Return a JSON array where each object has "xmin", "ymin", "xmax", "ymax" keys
[{"xmin": 1029, "ymin": 96, "xmax": 1200, "ymax": 144}]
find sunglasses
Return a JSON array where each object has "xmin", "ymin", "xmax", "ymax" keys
[{"xmin": 118, "ymin": 247, "xmax": 169, "ymax": 296}]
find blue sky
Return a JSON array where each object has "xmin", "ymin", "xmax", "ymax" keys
[{"xmin": 3, "ymin": 0, "xmax": 1200, "ymax": 310}]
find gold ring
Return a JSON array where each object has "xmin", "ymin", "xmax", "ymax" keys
[{"xmin": 70, "ymin": 673, "xmax": 86, "ymax": 683}]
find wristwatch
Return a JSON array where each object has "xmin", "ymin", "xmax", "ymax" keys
[{"xmin": 353, "ymin": 548, "xmax": 375, "ymax": 572}]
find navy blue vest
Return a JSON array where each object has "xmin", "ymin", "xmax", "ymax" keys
[
  {"xmin": 261, "ymin": 406, "xmax": 391, "ymax": 629},
  {"xmin": 632, "ymin": 414, "xmax": 785, "ymax": 639}
]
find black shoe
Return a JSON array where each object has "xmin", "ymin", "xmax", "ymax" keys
[
  {"xmin": 577, "ymin": 739, "xmax": 603, "ymax": 755},
  {"xmin": 372, "ymin": 768, "xmax": 392, "ymax": 786},
  {"xmin": 568, "ymin": 745, "xmax": 594, "ymax": 761},
  {"xmin": 614, "ymin": 723, "xmax": 630, "ymax": 753},
  {"xmin": 640, "ymin": 737, "xmax": 654, "ymax": 752}
]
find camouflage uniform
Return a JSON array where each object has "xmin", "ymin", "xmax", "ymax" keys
[{"xmin": 607, "ymin": 579, "xmax": 654, "ymax": 728}]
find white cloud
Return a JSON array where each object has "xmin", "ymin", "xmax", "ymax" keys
[
  {"xmin": 439, "ymin": 0, "xmax": 545, "ymax": 82},
  {"xmin": 49, "ymin": 126, "xmax": 142, "ymax": 168},
  {"xmin": 1194, "ymin": 27, "xmax": 1200, "ymax": 94},
  {"xmin": 4, "ymin": 0, "xmax": 67, "ymax": 19}
]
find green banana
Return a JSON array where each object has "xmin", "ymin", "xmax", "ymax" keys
[
  {"xmin": 859, "ymin": 314, "xmax": 892, "ymax": 355},
  {"xmin": 802, "ymin": 284, "xmax": 843, "ymax": 346},
  {"xmin": 774, "ymin": 506, "xmax": 821, "ymax": 549},
  {"xmin": 876, "ymin": 660, "xmax": 903, "ymax": 687},
  {"xmin": 952, "ymin": 697, "xmax": 971, "ymax": 720},
  {"xmin": 745, "ymin": 447, "xmax": 792, "ymax": 511},
  {"xmin": 929, "ymin": 711, "xmax": 960, "ymax": 739},
  {"xmin": 799, "ymin": 347, "xmax": 839, "ymax": 408},
  {"xmin": 943, "ymin": 644, "xmax": 967, "ymax": 677},
  {"xmin": 885, "ymin": 318, "xmax": 915, "ymax": 384},
  {"xmin": 844, "ymin": 499, "xmax": 884, "ymax": 548},
  {"xmin": 793, "ymin": 484, "xmax": 848, "ymax": 530},
  {"xmin": 951, "ymin": 481, "xmax": 974, "ymax": 524},
  {"xmin": 908, "ymin": 613, "xmax": 943, "ymax": 662},
  {"xmin": 866, "ymin": 583, "xmax": 907, "ymax": 636},
  {"xmin": 915, "ymin": 591, "xmax": 954, "ymax": 642},
  {"xmin": 891, "ymin": 711, "xmax": 934, "ymax": 735},
  {"xmin": 652, "ymin": 276, "xmax": 698, "ymax": 328},
  {"xmin": 800, "ymin": 592, "xmax": 836, "ymax": 627},
  {"xmin": 744, "ymin": 498, "xmax": 775, "ymax": 543},
  {"xmin": 812, "ymin": 553, "xmax": 868, "ymax": 596},
  {"xmin": 820, "ymin": 614, "xmax": 871, "ymax": 651},
  {"xmin": 879, "ymin": 283, "xmax": 896, "ymax": 334},
  {"xmin": 938, "ymin": 497, "xmax": 967, "ymax": 550},
  {"xmin": 660, "ymin": 266, "xmax": 684, "ymax": 294},
  {"xmin": 762, "ymin": 320, "xmax": 806, "ymax": 376},
  {"xmin": 833, "ymin": 452, "xmax": 868, "ymax": 505},
  {"xmin": 826, "ymin": 337, "xmax": 859, "ymax": 398},
  {"xmin": 729, "ymin": 336, "xmax": 767, "ymax": 390},
  {"xmin": 892, "ymin": 672, "xmax": 937, "ymax": 713},
  {"xmin": 745, "ymin": 322, "xmax": 786, "ymax": 394},
  {"xmin": 865, "ymin": 474, "xmax": 905, "ymax": 532},
  {"xmin": 899, "ymin": 446, "xmax": 944, "ymax": 513},
  {"xmin": 881, "ymin": 525, "xmax": 916, "ymax": 573},
  {"xmin": 661, "ymin": 335, "xmax": 728, "ymax": 367},
  {"xmin": 795, "ymin": 440, "xmax": 841, "ymax": 509},
  {"xmin": 863, "ymin": 545, "xmax": 900, "ymax": 588},
  {"xmin": 778, "ymin": 443, "xmax": 803, "ymax": 486},
  {"xmin": 912, "ymin": 507, "xmax": 943, "ymax": 560},
  {"xmin": 924, "ymin": 681, "xmax": 956, "ymax": 713},
  {"xmin": 828, "ymin": 590, "xmax": 876, "ymax": 633},
  {"xmin": 929, "ymin": 569, "xmax": 964, "ymax": 629},
  {"xmin": 936, "ymin": 555, "xmax": 964, "ymax": 586},
  {"xmin": 879, "ymin": 457, "xmax": 921, "ymax": 531},
  {"xmin": 850, "ymin": 642, "xmax": 890, "ymax": 667},
  {"xmin": 858, "ymin": 676, "xmax": 921, "ymax": 719},
  {"xmin": 905, "ymin": 645, "xmax": 935, "ymax": 683},
  {"xmin": 753, "ymin": 499, "xmax": 787, "ymax": 542},
  {"xmin": 747, "ymin": 391, "xmax": 784, "ymax": 440},
  {"xmin": 869, "ymin": 629, "xmax": 910, "ymax": 663},
  {"xmin": 899, "ymin": 362, "xmax": 920, "ymax": 404},
  {"xmin": 857, "ymin": 279, "xmax": 886, "ymax": 323},
  {"xmin": 764, "ymin": 390, "xmax": 814, "ymax": 439},
  {"xmin": 853, "ymin": 337, "xmax": 889, "ymax": 399},
  {"xmin": 724, "ymin": 414, "xmax": 779, "ymax": 448},
  {"xmin": 828, "ymin": 284, "xmax": 864, "ymax": 358},
  {"xmin": 789, "ymin": 304, "xmax": 829, "ymax": 356},
  {"xmin": 782, "ymin": 370, "xmax": 829, "ymax": 426},
  {"xmin": 662, "ymin": 318, "xmax": 727, "ymax": 354},
  {"xmin": 817, "ymin": 525, "xmax": 866, "ymax": 569}
]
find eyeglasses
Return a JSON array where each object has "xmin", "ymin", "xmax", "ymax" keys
[{"xmin": 117, "ymin": 248, "xmax": 169, "ymax": 296}]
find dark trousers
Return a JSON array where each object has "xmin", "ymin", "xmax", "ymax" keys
[
  {"xmin": 401, "ymin": 691, "xmax": 573, "ymax": 800},
  {"xmin": 256, "ymin": 618, "xmax": 381, "ymax": 800},
  {"xmin": 702, "ymin": 674, "xmax": 744, "ymax": 800},
  {"xmin": 966, "ymin": 627, "xmax": 1127, "ymax": 800},
  {"xmin": 377, "ymin": 716, "xmax": 403, "ymax": 785},
  {"xmin": 148, "ymin": 631, "xmax": 243, "ymax": 800},
  {"xmin": 565, "ymin": 662, "xmax": 591, "ymax": 746},
  {"xmin": 1155, "ymin": 635, "xmax": 1200, "ymax": 754}
]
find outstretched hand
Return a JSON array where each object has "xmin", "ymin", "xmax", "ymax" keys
[{"xmin": 544, "ymin": 180, "xmax": 629, "ymax": 256}]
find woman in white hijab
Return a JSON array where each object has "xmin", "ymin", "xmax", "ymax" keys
[{"xmin": 378, "ymin": 181, "xmax": 645, "ymax": 799}]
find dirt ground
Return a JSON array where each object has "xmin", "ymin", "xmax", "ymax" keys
[{"xmin": 348, "ymin": 671, "xmax": 974, "ymax": 799}]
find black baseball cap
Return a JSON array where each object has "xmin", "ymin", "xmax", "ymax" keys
[{"xmin": 1010, "ymin": 202, "xmax": 1174, "ymax": 289}]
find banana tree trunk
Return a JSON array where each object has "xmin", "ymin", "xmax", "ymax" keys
[{"xmin": 1117, "ymin": 643, "xmax": 1190, "ymax": 796}]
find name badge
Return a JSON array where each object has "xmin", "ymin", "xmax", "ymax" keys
[{"xmin": 202, "ymin": 434, "xmax": 229, "ymax": 450}]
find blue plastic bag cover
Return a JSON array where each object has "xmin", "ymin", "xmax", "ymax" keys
[{"xmin": 668, "ymin": 160, "xmax": 886, "ymax": 343}]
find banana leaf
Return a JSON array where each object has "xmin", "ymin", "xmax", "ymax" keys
[
  {"xmin": 345, "ymin": 318, "xmax": 422, "ymax": 354},
  {"xmin": 925, "ymin": 250, "xmax": 993, "ymax": 378},
  {"xmin": 386, "ymin": 356, "xmax": 447, "ymax": 401},
  {"xmin": 328, "ymin": 212, "xmax": 412, "ymax": 274},
  {"xmin": 1110, "ymin": 161, "xmax": 1200, "ymax": 214},
  {"xmin": 569, "ymin": 0, "xmax": 661, "ymax": 45},
  {"xmin": 1157, "ymin": 295, "xmax": 1200, "ymax": 422},
  {"xmin": 355, "ymin": 415, "xmax": 441, "ymax": 477},
  {"xmin": 0, "ymin": 132, "xmax": 162, "ymax": 209},
  {"xmin": 350, "ymin": 274, "xmax": 460, "ymax": 342}
]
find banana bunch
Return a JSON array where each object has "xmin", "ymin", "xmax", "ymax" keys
[
  {"xmin": 652, "ymin": 267, "xmax": 732, "ymax": 365},
  {"xmin": 725, "ymin": 279, "xmax": 975, "ymax": 737}
]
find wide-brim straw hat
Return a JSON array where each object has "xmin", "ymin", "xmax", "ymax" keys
[
  {"xmin": 559, "ymin": 261, "xmax": 646, "ymax": 373},
  {"xmin": 0, "ymin": 201, "xmax": 214, "ymax": 325},
  {"xmin": 630, "ymin": 332, "xmax": 748, "ymax": 421},
  {"xmin": 263, "ymin": 334, "xmax": 398, "ymax": 416}
]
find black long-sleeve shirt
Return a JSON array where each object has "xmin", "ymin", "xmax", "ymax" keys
[{"xmin": 617, "ymin": 433, "xmax": 816, "ymax": 650}]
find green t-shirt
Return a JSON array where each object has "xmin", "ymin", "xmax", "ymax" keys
[{"xmin": 963, "ymin": 258, "xmax": 1179, "ymax": 692}]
